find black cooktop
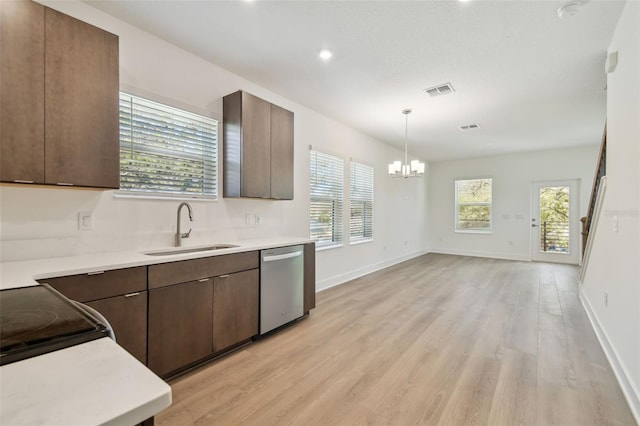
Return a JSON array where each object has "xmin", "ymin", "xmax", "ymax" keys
[{"xmin": 0, "ymin": 284, "xmax": 109, "ymax": 366}]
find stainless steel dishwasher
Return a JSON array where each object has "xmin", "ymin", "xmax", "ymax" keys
[{"xmin": 260, "ymin": 245, "xmax": 304, "ymax": 335}]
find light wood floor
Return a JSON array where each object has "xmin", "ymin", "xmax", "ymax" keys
[{"xmin": 156, "ymin": 254, "xmax": 635, "ymax": 426}]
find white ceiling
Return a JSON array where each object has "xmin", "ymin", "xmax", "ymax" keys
[{"xmin": 86, "ymin": 0, "xmax": 625, "ymax": 162}]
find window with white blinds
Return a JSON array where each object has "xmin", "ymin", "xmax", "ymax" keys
[
  {"xmin": 455, "ymin": 178, "xmax": 492, "ymax": 233},
  {"xmin": 310, "ymin": 150, "xmax": 344, "ymax": 248},
  {"xmin": 350, "ymin": 161, "xmax": 374, "ymax": 243},
  {"xmin": 118, "ymin": 92, "xmax": 218, "ymax": 199}
]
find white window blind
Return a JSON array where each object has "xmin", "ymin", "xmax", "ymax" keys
[
  {"xmin": 455, "ymin": 178, "xmax": 492, "ymax": 232},
  {"xmin": 119, "ymin": 92, "xmax": 218, "ymax": 199},
  {"xmin": 310, "ymin": 150, "xmax": 344, "ymax": 248},
  {"xmin": 350, "ymin": 161, "xmax": 374, "ymax": 242}
]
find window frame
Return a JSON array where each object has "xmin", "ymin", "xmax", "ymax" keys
[
  {"xmin": 349, "ymin": 160, "xmax": 374, "ymax": 244},
  {"xmin": 115, "ymin": 91, "xmax": 219, "ymax": 201},
  {"xmin": 309, "ymin": 149, "xmax": 344, "ymax": 250},
  {"xmin": 454, "ymin": 177, "xmax": 493, "ymax": 234}
]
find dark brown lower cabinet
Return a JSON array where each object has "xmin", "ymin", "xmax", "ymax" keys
[
  {"xmin": 212, "ymin": 269, "xmax": 259, "ymax": 353},
  {"xmin": 86, "ymin": 292, "xmax": 147, "ymax": 364},
  {"xmin": 304, "ymin": 242, "xmax": 316, "ymax": 313},
  {"xmin": 38, "ymin": 248, "xmax": 308, "ymax": 379},
  {"xmin": 39, "ymin": 266, "xmax": 148, "ymax": 364},
  {"xmin": 148, "ymin": 280, "xmax": 213, "ymax": 377}
]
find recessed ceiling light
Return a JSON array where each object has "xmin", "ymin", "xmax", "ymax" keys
[
  {"xmin": 319, "ymin": 49, "xmax": 333, "ymax": 61},
  {"xmin": 557, "ymin": 1, "xmax": 582, "ymax": 19}
]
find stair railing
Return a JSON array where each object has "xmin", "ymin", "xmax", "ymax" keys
[{"xmin": 580, "ymin": 125, "xmax": 607, "ymax": 273}]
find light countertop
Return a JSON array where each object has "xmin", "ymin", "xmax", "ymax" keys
[
  {"xmin": 0, "ymin": 236, "xmax": 310, "ymax": 425},
  {"xmin": 0, "ymin": 338, "xmax": 171, "ymax": 426},
  {"xmin": 0, "ymin": 236, "xmax": 311, "ymax": 290}
]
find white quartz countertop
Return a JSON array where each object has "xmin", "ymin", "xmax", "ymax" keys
[
  {"xmin": 0, "ymin": 236, "xmax": 310, "ymax": 425},
  {"xmin": 0, "ymin": 338, "xmax": 171, "ymax": 426},
  {"xmin": 0, "ymin": 236, "xmax": 311, "ymax": 290}
]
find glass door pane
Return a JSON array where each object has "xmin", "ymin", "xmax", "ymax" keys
[
  {"xmin": 538, "ymin": 186, "xmax": 570, "ymax": 254},
  {"xmin": 531, "ymin": 180, "xmax": 580, "ymax": 264}
]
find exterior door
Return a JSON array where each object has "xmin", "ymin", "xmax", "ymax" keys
[{"xmin": 531, "ymin": 180, "xmax": 580, "ymax": 264}]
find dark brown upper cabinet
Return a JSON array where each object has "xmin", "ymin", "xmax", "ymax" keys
[
  {"xmin": 223, "ymin": 90, "xmax": 294, "ymax": 200},
  {"xmin": 0, "ymin": 1, "xmax": 119, "ymax": 189},
  {"xmin": 0, "ymin": 0, "xmax": 45, "ymax": 184}
]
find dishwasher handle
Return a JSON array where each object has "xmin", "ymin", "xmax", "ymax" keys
[{"xmin": 262, "ymin": 251, "xmax": 303, "ymax": 262}]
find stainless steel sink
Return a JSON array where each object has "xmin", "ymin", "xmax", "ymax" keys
[{"xmin": 143, "ymin": 244, "xmax": 238, "ymax": 256}]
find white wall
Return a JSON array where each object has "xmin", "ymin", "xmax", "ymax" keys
[
  {"xmin": 580, "ymin": 1, "xmax": 640, "ymax": 421},
  {"xmin": 0, "ymin": 1, "xmax": 429, "ymax": 290},
  {"xmin": 428, "ymin": 145, "xmax": 599, "ymax": 262}
]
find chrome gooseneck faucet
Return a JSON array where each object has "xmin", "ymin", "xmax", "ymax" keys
[{"xmin": 175, "ymin": 202, "xmax": 193, "ymax": 247}]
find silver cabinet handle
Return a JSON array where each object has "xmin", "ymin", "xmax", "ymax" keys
[
  {"xmin": 263, "ymin": 251, "xmax": 303, "ymax": 262},
  {"xmin": 56, "ymin": 182, "xmax": 74, "ymax": 186},
  {"xmin": 198, "ymin": 278, "xmax": 210, "ymax": 283},
  {"xmin": 14, "ymin": 180, "xmax": 34, "ymax": 184},
  {"xmin": 124, "ymin": 292, "xmax": 141, "ymax": 298},
  {"xmin": 87, "ymin": 271, "xmax": 105, "ymax": 276}
]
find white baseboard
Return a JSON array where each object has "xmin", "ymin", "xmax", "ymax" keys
[
  {"xmin": 428, "ymin": 247, "xmax": 531, "ymax": 262},
  {"xmin": 579, "ymin": 286, "xmax": 640, "ymax": 424},
  {"xmin": 316, "ymin": 248, "xmax": 430, "ymax": 292}
]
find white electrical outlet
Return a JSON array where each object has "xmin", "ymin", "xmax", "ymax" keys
[
  {"xmin": 612, "ymin": 215, "xmax": 619, "ymax": 233},
  {"xmin": 255, "ymin": 214, "xmax": 261, "ymax": 225},
  {"xmin": 78, "ymin": 211, "xmax": 93, "ymax": 231}
]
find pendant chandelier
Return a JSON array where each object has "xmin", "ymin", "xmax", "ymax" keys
[{"xmin": 388, "ymin": 109, "xmax": 425, "ymax": 178}]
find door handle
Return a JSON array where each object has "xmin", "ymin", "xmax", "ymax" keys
[
  {"xmin": 531, "ymin": 224, "xmax": 538, "ymax": 227},
  {"xmin": 263, "ymin": 251, "xmax": 303, "ymax": 262}
]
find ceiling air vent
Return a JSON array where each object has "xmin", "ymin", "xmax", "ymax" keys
[
  {"xmin": 460, "ymin": 124, "xmax": 480, "ymax": 131},
  {"xmin": 424, "ymin": 83, "xmax": 455, "ymax": 97}
]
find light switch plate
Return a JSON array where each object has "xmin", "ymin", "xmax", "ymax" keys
[{"xmin": 78, "ymin": 211, "xmax": 93, "ymax": 231}]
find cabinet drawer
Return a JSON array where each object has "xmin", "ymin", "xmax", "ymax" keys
[
  {"xmin": 37, "ymin": 266, "xmax": 147, "ymax": 302},
  {"xmin": 148, "ymin": 251, "xmax": 259, "ymax": 289}
]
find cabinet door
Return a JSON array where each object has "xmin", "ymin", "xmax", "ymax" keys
[
  {"xmin": 44, "ymin": 8, "xmax": 119, "ymax": 188},
  {"xmin": 304, "ymin": 243, "xmax": 316, "ymax": 313},
  {"xmin": 212, "ymin": 269, "xmax": 259, "ymax": 353},
  {"xmin": 148, "ymin": 280, "xmax": 213, "ymax": 377},
  {"xmin": 0, "ymin": 0, "xmax": 45, "ymax": 184},
  {"xmin": 86, "ymin": 291, "xmax": 147, "ymax": 364},
  {"xmin": 241, "ymin": 92, "xmax": 271, "ymax": 198},
  {"xmin": 270, "ymin": 104, "xmax": 294, "ymax": 200}
]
